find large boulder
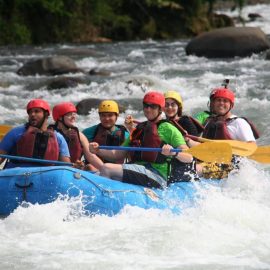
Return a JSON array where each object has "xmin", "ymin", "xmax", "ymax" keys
[
  {"xmin": 186, "ymin": 27, "xmax": 270, "ymax": 58},
  {"xmin": 76, "ymin": 98, "xmax": 102, "ymax": 115},
  {"xmin": 17, "ymin": 56, "xmax": 83, "ymax": 76}
]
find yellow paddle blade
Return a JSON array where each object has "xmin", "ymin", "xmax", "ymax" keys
[
  {"xmin": 194, "ymin": 137, "xmax": 257, "ymax": 157},
  {"xmin": 248, "ymin": 146, "xmax": 270, "ymax": 164},
  {"xmin": 0, "ymin": 125, "xmax": 12, "ymax": 141},
  {"xmin": 184, "ymin": 142, "xmax": 232, "ymax": 164},
  {"xmin": 215, "ymin": 140, "xmax": 257, "ymax": 156}
]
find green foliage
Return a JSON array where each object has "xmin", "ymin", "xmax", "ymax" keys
[
  {"xmin": 0, "ymin": 19, "xmax": 31, "ymax": 45},
  {"xmin": 0, "ymin": 0, "xmax": 247, "ymax": 44}
]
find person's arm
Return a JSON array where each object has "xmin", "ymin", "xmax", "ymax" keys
[
  {"xmin": 89, "ymin": 142, "xmax": 127, "ymax": 161},
  {"xmin": 79, "ymin": 132, "xmax": 104, "ymax": 170},
  {"xmin": 0, "ymin": 126, "xmax": 23, "ymax": 164},
  {"xmin": 124, "ymin": 115, "xmax": 136, "ymax": 133},
  {"xmin": 59, "ymin": 155, "xmax": 71, "ymax": 162},
  {"xmin": 229, "ymin": 118, "xmax": 257, "ymax": 143},
  {"xmin": 159, "ymin": 122, "xmax": 193, "ymax": 162},
  {"xmin": 184, "ymin": 136, "xmax": 201, "ymax": 148},
  {"xmin": 161, "ymin": 144, "xmax": 193, "ymax": 163},
  {"xmin": 56, "ymin": 132, "xmax": 71, "ymax": 162},
  {"xmin": 0, "ymin": 149, "xmax": 7, "ymax": 164}
]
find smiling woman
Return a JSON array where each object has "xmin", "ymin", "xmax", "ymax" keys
[{"xmin": 49, "ymin": 102, "xmax": 103, "ymax": 170}]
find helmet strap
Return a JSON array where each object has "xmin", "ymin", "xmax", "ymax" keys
[
  {"xmin": 149, "ymin": 109, "xmax": 162, "ymax": 122},
  {"xmin": 59, "ymin": 117, "xmax": 73, "ymax": 129},
  {"xmin": 28, "ymin": 110, "xmax": 48, "ymax": 130}
]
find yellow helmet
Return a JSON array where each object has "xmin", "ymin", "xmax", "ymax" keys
[
  {"xmin": 98, "ymin": 100, "xmax": 119, "ymax": 114},
  {"xmin": 164, "ymin": 90, "xmax": 183, "ymax": 109}
]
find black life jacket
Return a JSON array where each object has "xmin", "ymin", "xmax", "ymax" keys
[
  {"xmin": 16, "ymin": 124, "xmax": 59, "ymax": 161},
  {"xmin": 202, "ymin": 116, "xmax": 260, "ymax": 140},
  {"xmin": 170, "ymin": 116, "xmax": 204, "ymax": 136},
  {"xmin": 49, "ymin": 124, "xmax": 83, "ymax": 163},
  {"xmin": 129, "ymin": 120, "xmax": 167, "ymax": 163},
  {"xmin": 92, "ymin": 124, "xmax": 126, "ymax": 146}
]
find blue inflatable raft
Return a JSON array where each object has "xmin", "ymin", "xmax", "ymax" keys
[{"xmin": 0, "ymin": 166, "xmax": 219, "ymax": 217}]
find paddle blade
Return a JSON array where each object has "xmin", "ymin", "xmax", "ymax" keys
[
  {"xmin": 185, "ymin": 142, "xmax": 232, "ymax": 164},
  {"xmin": 187, "ymin": 135, "xmax": 257, "ymax": 157},
  {"xmin": 248, "ymin": 146, "xmax": 270, "ymax": 163},
  {"xmin": 0, "ymin": 125, "xmax": 12, "ymax": 141},
  {"xmin": 215, "ymin": 140, "xmax": 257, "ymax": 157}
]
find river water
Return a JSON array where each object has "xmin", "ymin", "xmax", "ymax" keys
[{"xmin": 1, "ymin": 4, "xmax": 270, "ymax": 270}]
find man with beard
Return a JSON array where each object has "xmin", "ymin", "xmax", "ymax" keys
[{"xmin": 0, "ymin": 99, "xmax": 70, "ymax": 169}]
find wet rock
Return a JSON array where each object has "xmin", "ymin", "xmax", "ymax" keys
[
  {"xmin": 186, "ymin": 27, "xmax": 270, "ymax": 58},
  {"xmin": 17, "ymin": 56, "xmax": 84, "ymax": 76},
  {"xmin": 47, "ymin": 77, "xmax": 84, "ymax": 90},
  {"xmin": 76, "ymin": 98, "xmax": 103, "ymax": 115},
  {"xmin": 265, "ymin": 50, "xmax": 270, "ymax": 60},
  {"xmin": 248, "ymin": 13, "xmax": 263, "ymax": 21},
  {"xmin": 89, "ymin": 68, "xmax": 111, "ymax": 76}
]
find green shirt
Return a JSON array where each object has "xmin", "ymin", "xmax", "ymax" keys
[
  {"xmin": 123, "ymin": 122, "xmax": 186, "ymax": 180},
  {"xmin": 194, "ymin": 111, "xmax": 211, "ymax": 125}
]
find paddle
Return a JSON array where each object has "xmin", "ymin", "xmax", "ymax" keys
[
  {"xmin": 0, "ymin": 125, "xmax": 12, "ymax": 141},
  {"xmin": 99, "ymin": 141, "xmax": 232, "ymax": 164},
  {"xmin": 186, "ymin": 134, "xmax": 257, "ymax": 157},
  {"xmin": 0, "ymin": 154, "xmax": 73, "ymax": 166},
  {"xmin": 248, "ymin": 146, "xmax": 270, "ymax": 164}
]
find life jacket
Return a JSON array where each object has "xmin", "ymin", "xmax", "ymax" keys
[
  {"xmin": 49, "ymin": 124, "xmax": 83, "ymax": 163},
  {"xmin": 129, "ymin": 120, "xmax": 167, "ymax": 163},
  {"xmin": 170, "ymin": 116, "xmax": 204, "ymax": 136},
  {"xmin": 16, "ymin": 125, "xmax": 59, "ymax": 161},
  {"xmin": 202, "ymin": 116, "xmax": 260, "ymax": 140},
  {"xmin": 92, "ymin": 124, "xmax": 127, "ymax": 164},
  {"xmin": 92, "ymin": 124, "xmax": 126, "ymax": 146}
]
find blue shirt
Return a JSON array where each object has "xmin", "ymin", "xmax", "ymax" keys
[{"xmin": 0, "ymin": 125, "xmax": 70, "ymax": 168}]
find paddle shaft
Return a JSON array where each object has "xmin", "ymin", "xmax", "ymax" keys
[
  {"xmin": 99, "ymin": 142, "xmax": 233, "ymax": 164},
  {"xmin": 0, "ymin": 154, "xmax": 73, "ymax": 166},
  {"xmin": 99, "ymin": 145, "xmax": 182, "ymax": 152}
]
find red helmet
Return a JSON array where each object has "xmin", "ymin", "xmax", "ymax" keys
[
  {"xmin": 210, "ymin": 87, "xmax": 235, "ymax": 104},
  {"xmin": 143, "ymin": 91, "xmax": 165, "ymax": 108},
  {"xmin": 27, "ymin": 99, "xmax": 50, "ymax": 115},
  {"xmin": 52, "ymin": 102, "xmax": 77, "ymax": 121}
]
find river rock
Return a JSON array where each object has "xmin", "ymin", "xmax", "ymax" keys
[
  {"xmin": 17, "ymin": 56, "xmax": 84, "ymax": 76},
  {"xmin": 248, "ymin": 13, "xmax": 263, "ymax": 21},
  {"xmin": 265, "ymin": 50, "xmax": 270, "ymax": 60},
  {"xmin": 89, "ymin": 68, "xmax": 111, "ymax": 76},
  {"xmin": 185, "ymin": 27, "xmax": 270, "ymax": 58},
  {"xmin": 47, "ymin": 77, "xmax": 84, "ymax": 90}
]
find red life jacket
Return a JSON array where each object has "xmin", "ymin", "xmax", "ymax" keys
[
  {"xmin": 50, "ymin": 125, "xmax": 83, "ymax": 163},
  {"xmin": 92, "ymin": 124, "xmax": 127, "ymax": 164},
  {"xmin": 202, "ymin": 116, "xmax": 260, "ymax": 140},
  {"xmin": 92, "ymin": 124, "xmax": 126, "ymax": 146},
  {"xmin": 129, "ymin": 120, "xmax": 167, "ymax": 163},
  {"xmin": 16, "ymin": 125, "xmax": 59, "ymax": 161}
]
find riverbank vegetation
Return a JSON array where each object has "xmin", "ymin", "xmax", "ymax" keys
[{"xmin": 0, "ymin": 0, "xmax": 261, "ymax": 45}]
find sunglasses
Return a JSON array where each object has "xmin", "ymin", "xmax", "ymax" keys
[
  {"xmin": 143, "ymin": 103, "xmax": 159, "ymax": 109},
  {"xmin": 165, "ymin": 102, "xmax": 178, "ymax": 108}
]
